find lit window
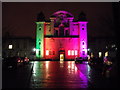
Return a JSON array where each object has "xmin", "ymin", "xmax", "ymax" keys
[
  {"xmin": 99, "ymin": 52, "xmax": 102, "ymax": 57},
  {"xmin": 91, "ymin": 53, "xmax": 94, "ymax": 58},
  {"xmin": 9, "ymin": 45, "xmax": 13, "ymax": 49},
  {"xmin": 75, "ymin": 50, "xmax": 77, "ymax": 55},
  {"xmin": 72, "ymin": 50, "xmax": 74, "ymax": 55},
  {"xmin": 106, "ymin": 46, "xmax": 108, "ymax": 49},
  {"xmin": 46, "ymin": 50, "xmax": 49, "ymax": 55},
  {"xmin": 111, "ymin": 44, "xmax": 115, "ymax": 48},
  {"xmin": 105, "ymin": 52, "xmax": 108, "ymax": 57},
  {"xmin": 68, "ymin": 50, "xmax": 70, "ymax": 56}
]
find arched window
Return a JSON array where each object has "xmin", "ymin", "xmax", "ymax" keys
[
  {"xmin": 54, "ymin": 30, "xmax": 58, "ymax": 36},
  {"xmin": 59, "ymin": 26, "xmax": 64, "ymax": 36},
  {"xmin": 65, "ymin": 30, "xmax": 69, "ymax": 36}
]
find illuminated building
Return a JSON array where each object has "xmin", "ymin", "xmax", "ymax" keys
[{"xmin": 35, "ymin": 11, "xmax": 88, "ymax": 60}]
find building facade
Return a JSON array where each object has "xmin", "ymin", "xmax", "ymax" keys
[
  {"xmin": 36, "ymin": 11, "xmax": 88, "ymax": 60},
  {"xmin": 2, "ymin": 37, "xmax": 35, "ymax": 60},
  {"xmin": 88, "ymin": 36, "xmax": 117, "ymax": 58}
]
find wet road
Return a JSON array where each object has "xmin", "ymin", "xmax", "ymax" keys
[
  {"xmin": 3, "ymin": 61, "xmax": 118, "ymax": 89},
  {"xmin": 29, "ymin": 61, "xmax": 91, "ymax": 88}
]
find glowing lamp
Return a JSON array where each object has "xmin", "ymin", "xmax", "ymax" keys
[
  {"xmin": 9, "ymin": 45, "xmax": 13, "ymax": 49},
  {"xmin": 33, "ymin": 48, "xmax": 36, "ymax": 51}
]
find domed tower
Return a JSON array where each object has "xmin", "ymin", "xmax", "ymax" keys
[
  {"xmin": 36, "ymin": 12, "xmax": 45, "ymax": 58},
  {"xmin": 78, "ymin": 11, "xmax": 88, "ymax": 59},
  {"xmin": 50, "ymin": 10, "xmax": 74, "ymax": 36}
]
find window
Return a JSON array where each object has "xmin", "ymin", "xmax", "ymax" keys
[
  {"xmin": 82, "ymin": 24, "xmax": 84, "ymax": 26},
  {"xmin": 65, "ymin": 30, "xmax": 69, "ymax": 36},
  {"xmin": 72, "ymin": 50, "xmax": 74, "ymax": 55},
  {"xmin": 8, "ymin": 45, "xmax": 13, "ymax": 49},
  {"xmin": 99, "ymin": 52, "xmax": 102, "ymax": 57},
  {"xmin": 75, "ymin": 50, "xmax": 77, "ymax": 55},
  {"xmin": 16, "ymin": 42, "xmax": 19, "ymax": 48},
  {"xmin": 49, "ymin": 51, "xmax": 52, "ymax": 55},
  {"xmin": 68, "ymin": 50, "xmax": 77, "ymax": 56},
  {"xmin": 46, "ymin": 50, "xmax": 55, "ymax": 55},
  {"xmin": 39, "ymin": 51, "xmax": 41, "ymax": 55},
  {"xmin": 59, "ymin": 26, "xmax": 64, "ymax": 36},
  {"xmin": 24, "ymin": 41, "xmax": 27, "ymax": 49},
  {"xmin": 105, "ymin": 52, "xmax": 108, "ymax": 57},
  {"xmin": 82, "ymin": 28, "xmax": 84, "ymax": 30},
  {"xmin": 68, "ymin": 50, "xmax": 70, "ymax": 56},
  {"xmin": 82, "ymin": 42, "xmax": 84, "ymax": 45},
  {"xmin": 46, "ymin": 50, "xmax": 49, "ymax": 55},
  {"xmin": 54, "ymin": 30, "xmax": 58, "ymax": 36},
  {"xmin": 39, "ymin": 42, "xmax": 41, "ymax": 45},
  {"xmin": 82, "ymin": 51, "xmax": 85, "ymax": 55},
  {"xmin": 91, "ymin": 53, "xmax": 94, "ymax": 58},
  {"xmin": 53, "ymin": 51, "xmax": 55, "ymax": 55},
  {"xmin": 39, "ymin": 27, "xmax": 41, "ymax": 30}
]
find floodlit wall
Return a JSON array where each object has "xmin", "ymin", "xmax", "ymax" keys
[{"xmin": 44, "ymin": 38, "xmax": 79, "ymax": 60}]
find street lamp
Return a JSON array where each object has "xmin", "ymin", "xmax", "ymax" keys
[
  {"xmin": 87, "ymin": 48, "xmax": 90, "ymax": 51},
  {"xmin": 33, "ymin": 48, "xmax": 36, "ymax": 52},
  {"xmin": 8, "ymin": 45, "xmax": 13, "ymax": 49}
]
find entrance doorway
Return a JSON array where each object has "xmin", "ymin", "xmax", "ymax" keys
[{"xmin": 60, "ymin": 54, "xmax": 64, "ymax": 61}]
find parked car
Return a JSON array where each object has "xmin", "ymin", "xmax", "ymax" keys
[
  {"xmin": 21, "ymin": 57, "xmax": 29, "ymax": 64},
  {"xmin": 103, "ymin": 56, "xmax": 112, "ymax": 66},
  {"xmin": 75, "ymin": 57, "xmax": 83, "ymax": 64},
  {"xmin": 102, "ymin": 56, "xmax": 113, "ymax": 75},
  {"xmin": 88, "ymin": 57, "xmax": 103, "ymax": 65},
  {"xmin": 3, "ymin": 56, "xmax": 23, "ymax": 69}
]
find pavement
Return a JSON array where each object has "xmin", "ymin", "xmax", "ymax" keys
[
  {"xmin": 2, "ymin": 61, "xmax": 34, "ymax": 89},
  {"xmin": 2, "ymin": 61, "xmax": 118, "ymax": 89}
]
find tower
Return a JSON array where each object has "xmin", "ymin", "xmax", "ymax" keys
[
  {"xmin": 78, "ymin": 12, "xmax": 88, "ymax": 59},
  {"xmin": 36, "ymin": 12, "xmax": 45, "ymax": 58}
]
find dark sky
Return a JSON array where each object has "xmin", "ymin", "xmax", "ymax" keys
[{"xmin": 2, "ymin": 2, "xmax": 115, "ymax": 39}]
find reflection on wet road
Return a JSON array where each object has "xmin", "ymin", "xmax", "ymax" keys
[{"xmin": 29, "ymin": 61, "xmax": 90, "ymax": 88}]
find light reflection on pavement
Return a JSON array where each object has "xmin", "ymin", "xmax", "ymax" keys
[{"xmin": 29, "ymin": 61, "xmax": 90, "ymax": 88}]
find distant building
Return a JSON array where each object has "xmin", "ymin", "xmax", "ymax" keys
[
  {"xmin": 88, "ymin": 36, "xmax": 117, "ymax": 58},
  {"xmin": 35, "ymin": 10, "xmax": 88, "ymax": 60},
  {"xmin": 2, "ymin": 37, "xmax": 35, "ymax": 60}
]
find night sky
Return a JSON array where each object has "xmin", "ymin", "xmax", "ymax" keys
[{"xmin": 2, "ymin": 2, "xmax": 116, "ymax": 39}]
